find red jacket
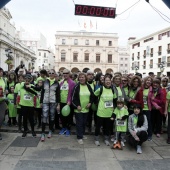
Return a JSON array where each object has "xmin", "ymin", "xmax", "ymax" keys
[{"xmin": 129, "ymin": 87, "xmax": 144, "ymax": 108}]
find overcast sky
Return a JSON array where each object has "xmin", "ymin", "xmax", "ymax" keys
[{"xmin": 6, "ymin": 0, "xmax": 170, "ymax": 48}]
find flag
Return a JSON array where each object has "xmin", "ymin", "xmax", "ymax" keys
[
  {"xmin": 84, "ymin": 22, "xmax": 87, "ymax": 29},
  {"xmin": 90, "ymin": 20, "xmax": 93, "ymax": 29}
]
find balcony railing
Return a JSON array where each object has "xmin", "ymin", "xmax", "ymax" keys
[
  {"xmin": 143, "ymin": 55, "xmax": 146, "ymax": 58},
  {"xmin": 167, "ymin": 63, "xmax": 170, "ymax": 67},
  {"xmin": 143, "ymin": 66, "xmax": 146, "ymax": 69},
  {"xmin": 158, "ymin": 51, "xmax": 162, "ymax": 56},
  {"xmin": 150, "ymin": 53, "xmax": 153, "ymax": 57}
]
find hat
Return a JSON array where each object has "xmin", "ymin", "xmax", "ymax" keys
[
  {"xmin": 63, "ymin": 69, "xmax": 70, "ymax": 74},
  {"xmin": 25, "ymin": 74, "xmax": 32, "ymax": 80},
  {"xmin": 86, "ymin": 70, "xmax": 94, "ymax": 75}
]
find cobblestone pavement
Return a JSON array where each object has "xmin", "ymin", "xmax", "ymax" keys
[{"xmin": 0, "ymin": 125, "xmax": 170, "ymax": 170}]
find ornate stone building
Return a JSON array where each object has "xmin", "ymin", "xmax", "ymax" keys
[{"xmin": 55, "ymin": 31, "xmax": 119, "ymax": 73}]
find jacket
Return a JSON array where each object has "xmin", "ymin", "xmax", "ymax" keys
[
  {"xmin": 128, "ymin": 114, "xmax": 148, "ymax": 136},
  {"xmin": 60, "ymin": 78, "xmax": 75, "ymax": 104},
  {"xmin": 72, "ymin": 82, "xmax": 94, "ymax": 109},
  {"xmin": 40, "ymin": 79, "xmax": 60, "ymax": 104}
]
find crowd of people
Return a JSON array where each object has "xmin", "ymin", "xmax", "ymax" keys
[{"xmin": 0, "ymin": 64, "xmax": 169, "ymax": 154}]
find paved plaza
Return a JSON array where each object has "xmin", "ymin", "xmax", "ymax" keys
[{"xmin": 0, "ymin": 125, "xmax": 170, "ymax": 170}]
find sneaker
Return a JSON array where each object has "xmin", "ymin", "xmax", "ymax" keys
[
  {"xmin": 77, "ymin": 139, "xmax": 84, "ymax": 145},
  {"xmin": 114, "ymin": 140, "xmax": 118, "ymax": 144},
  {"xmin": 110, "ymin": 135, "xmax": 115, "ymax": 142},
  {"xmin": 32, "ymin": 131, "xmax": 37, "ymax": 138},
  {"xmin": 47, "ymin": 131, "xmax": 52, "ymax": 138},
  {"xmin": 121, "ymin": 141, "xmax": 125, "ymax": 147},
  {"xmin": 59, "ymin": 128, "xmax": 66, "ymax": 135},
  {"xmin": 41, "ymin": 134, "xmax": 45, "ymax": 142},
  {"xmin": 137, "ymin": 145, "xmax": 142, "ymax": 154},
  {"xmin": 65, "ymin": 129, "xmax": 70, "ymax": 137},
  {"xmin": 156, "ymin": 134, "xmax": 160, "ymax": 138},
  {"xmin": 0, "ymin": 133, "xmax": 2, "ymax": 140},
  {"xmin": 95, "ymin": 140, "xmax": 100, "ymax": 146},
  {"xmin": 22, "ymin": 132, "xmax": 27, "ymax": 138},
  {"xmin": 83, "ymin": 136, "xmax": 87, "ymax": 140},
  {"xmin": 105, "ymin": 140, "xmax": 110, "ymax": 146},
  {"xmin": 167, "ymin": 138, "xmax": 170, "ymax": 144}
]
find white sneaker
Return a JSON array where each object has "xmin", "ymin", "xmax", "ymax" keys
[
  {"xmin": 95, "ymin": 140, "xmax": 100, "ymax": 146},
  {"xmin": 77, "ymin": 139, "xmax": 83, "ymax": 145},
  {"xmin": 47, "ymin": 131, "xmax": 52, "ymax": 138},
  {"xmin": 105, "ymin": 140, "xmax": 110, "ymax": 146},
  {"xmin": 83, "ymin": 136, "xmax": 87, "ymax": 140},
  {"xmin": 121, "ymin": 141, "xmax": 125, "ymax": 147},
  {"xmin": 114, "ymin": 140, "xmax": 118, "ymax": 144},
  {"xmin": 137, "ymin": 145, "xmax": 142, "ymax": 154},
  {"xmin": 41, "ymin": 134, "xmax": 45, "ymax": 142},
  {"xmin": 110, "ymin": 135, "xmax": 115, "ymax": 142}
]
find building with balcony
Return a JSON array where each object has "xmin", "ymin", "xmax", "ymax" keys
[
  {"xmin": 129, "ymin": 27, "xmax": 170, "ymax": 77},
  {"xmin": 118, "ymin": 46, "xmax": 130, "ymax": 74},
  {"xmin": 55, "ymin": 31, "xmax": 119, "ymax": 74},
  {"xmin": 37, "ymin": 48, "xmax": 55, "ymax": 70},
  {"xmin": 0, "ymin": 7, "xmax": 36, "ymax": 71}
]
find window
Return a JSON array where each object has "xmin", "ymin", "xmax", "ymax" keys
[
  {"xmin": 125, "ymin": 64, "xmax": 127, "ymax": 67},
  {"xmin": 85, "ymin": 40, "xmax": 89, "ymax": 45},
  {"xmin": 132, "ymin": 53, "xmax": 134, "ymax": 61},
  {"xmin": 62, "ymin": 39, "xmax": 66, "ymax": 45},
  {"xmin": 150, "ymin": 59, "xmax": 153, "ymax": 68},
  {"xmin": 96, "ymin": 40, "xmax": 99, "ymax": 46},
  {"xmin": 44, "ymin": 53, "xmax": 46, "ymax": 58},
  {"xmin": 137, "ymin": 52, "xmax": 140, "ymax": 59},
  {"xmin": 158, "ymin": 46, "xmax": 162, "ymax": 55},
  {"xmin": 167, "ymin": 56, "xmax": 170, "ymax": 67},
  {"xmin": 158, "ymin": 58, "xmax": 161, "ymax": 64},
  {"xmin": 120, "ymin": 58, "xmax": 123, "ymax": 60},
  {"xmin": 143, "ymin": 50, "xmax": 146, "ymax": 56},
  {"xmin": 73, "ymin": 53, "xmax": 78, "ymax": 62},
  {"xmin": 96, "ymin": 54, "xmax": 100, "ymax": 63},
  {"xmin": 74, "ymin": 39, "xmax": 78, "ymax": 45},
  {"xmin": 143, "ymin": 61, "xmax": 146, "ymax": 69},
  {"xmin": 61, "ymin": 52, "xmax": 66, "ymax": 62},
  {"xmin": 120, "ymin": 64, "xmax": 123, "ymax": 67},
  {"xmin": 150, "ymin": 48, "xmax": 153, "ymax": 57},
  {"xmin": 108, "ymin": 54, "xmax": 112, "ymax": 63},
  {"xmin": 168, "ymin": 44, "xmax": 170, "ymax": 54},
  {"xmin": 84, "ymin": 53, "xmax": 89, "ymax": 62},
  {"xmin": 108, "ymin": 41, "xmax": 112, "ymax": 46},
  {"xmin": 125, "ymin": 58, "xmax": 128, "ymax": 61},
  {"xmin": 39, "ymin": 52, "xmax": 41, "ymax": 56}
]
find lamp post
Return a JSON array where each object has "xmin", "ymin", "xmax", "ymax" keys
[
  {"xmin": 135, "ymin": 66, "xmax": 139, "ymax": 73},
  {"xmin": 5, "ymin": 49, "xmax": 13, "ymax": 71},
  {"xmin": 42, "ymin": 64, "xmax": 44, "ymax": 70},
  {"xmin": 159, "ymin": 62, "xmax": 165, "ymax": 76}
]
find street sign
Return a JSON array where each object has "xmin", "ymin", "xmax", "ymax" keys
[{"xmin": 75, "ymin": 4, "xmax": 116, "ymax": 18}]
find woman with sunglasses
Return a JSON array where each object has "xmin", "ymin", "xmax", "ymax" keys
[
  {"xmin": 40, "ymin": 69, "xmax": 60, "ymax": 141},
  {"xmin": 59, "ymin": 69, "xmax": 75, "ymax": 136}
]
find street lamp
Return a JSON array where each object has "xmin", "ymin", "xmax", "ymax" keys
[
  {"xmin": 159, "ymin": 62, "xmax": 165, "ymax": 75},
  {"xmin": 135, "ymin": 66, "xmax": 139, "ymax": 73},
  {"xmin": 42, "ymin": 64, "xmax": 44, "ymax": 69},
  {"xmin": 5, "ymin": 49, "xmax": 13, "ymax": 71}
]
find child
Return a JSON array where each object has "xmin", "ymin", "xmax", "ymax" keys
[
  {"xmin": 111, "ymin": 98, "xmax": 129, "ymax": 147},
  {"xmin": 128, "ymin": 104, "xmax": 148, "ymax": 154},
  {"xmin": 7, "ymin": 86, "xmax": 17, "ymax": 126}
]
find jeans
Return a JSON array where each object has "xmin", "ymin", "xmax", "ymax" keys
[
  {"xmin": 75, "ymin": 112, "xmax": 88, "ymax": 139},
  {"xmin": 151, "ymin": 109, "xmax": 162, "ymax": 134},
  {"xmin": 143, "ymin": 110, "xmax": 152, "ymax": 137},
  {"xmin": 95, "ymin": 116, "xmax": 110, "ymax": 137},
  {"xmin": 21, "ymin": 106, "xmax": 34, "ymax": 132},
  {"xmin": 168, "ymin": 112, "xmax": 170, "ymax": 138},
  {"xmin": 129, "ymin": 131, "xmax": 148, "ymax": 147},
  {"xmin": 42, "ymin": 103, "xmax": 56, "ymax": 133}
]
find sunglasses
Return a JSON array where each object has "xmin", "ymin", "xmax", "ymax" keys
[
  {"xmin": 122, "ymin": 80, "xmax": 128, "ymax": 82},
  {"xmin": 63, "ymin": 73, "xmax": 69, "ymax": 74},
  {"xmin": 162, "ymin": 81, "xmax": 168, "ymax": 82},
  {"xmin": 49, "ymin": 72, "xmax": 55, "ymax": 75}
]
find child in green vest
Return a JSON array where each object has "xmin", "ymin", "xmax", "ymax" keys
[
  {"xmin": 7, "ymin": 86, "xmax": 17, "ymax": 126},
  {"xmin": 111, "ymin": 97, "xmax": 129, "ymax": 147}
]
